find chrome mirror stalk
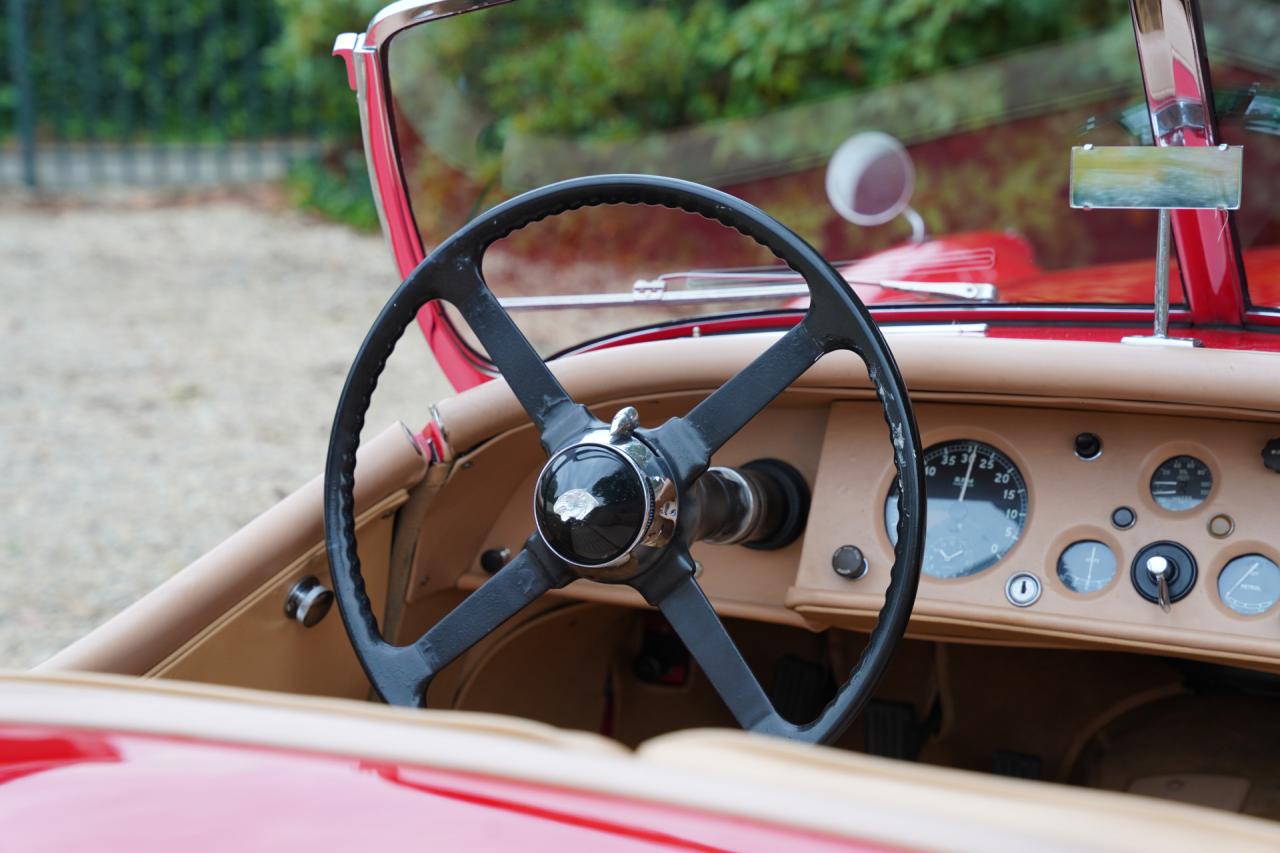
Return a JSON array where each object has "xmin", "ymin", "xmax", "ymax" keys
[{"xmin": 1121, "ymin": 208, "xmax": 1201, "ymax": 348}]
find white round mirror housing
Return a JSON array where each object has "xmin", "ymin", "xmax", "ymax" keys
[{"xmin": 825, "ymin": 131, "xmax": 916, "ymax": 226}]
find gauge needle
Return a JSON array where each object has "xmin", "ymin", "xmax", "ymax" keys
[
  {"xmin": 1085, "ymin": 546, "xmax": 1097, "ymax": 585},
  {"xmin": 957, "ymin": 445, "xmax": 978, "ymax": 503},
  {"xmin": 1225, "ymin": 563, "xmax": 1260, "ymax": 598},
  {"xmin": 939, "ymin": 549, "xmax": 963, "ymax": 562}
]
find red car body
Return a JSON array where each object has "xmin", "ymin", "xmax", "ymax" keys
[{"xmin": 0, "ymin": 724, "xmax": 878, "ymax": 852}]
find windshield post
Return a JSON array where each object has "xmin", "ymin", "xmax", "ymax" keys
[{"xmin": 1127, "ymin": 0, "xmax": 1247, "ymax": 326}]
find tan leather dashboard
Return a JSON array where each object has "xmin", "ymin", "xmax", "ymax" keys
[
  {"xmin": 792, "ymin": 401, "xmax": 1280, "ymax": 666},
  {"xmin": 424, "ymin": 334, "xmax": 1280, "ymax": 671}
]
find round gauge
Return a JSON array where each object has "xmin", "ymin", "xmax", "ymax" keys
[
  {"xmin": 1149, "ymin": 455, "xmax": 1213, "ymax": 511},
  {"xmin": 1057, "ymin": 540, "xmax": 1117, "ymax": 593},
  {"xmin": 1217, "ymin": 554, "xmax": 1280, "ymax": 616},
  {"xmin": 885, "ymin": 440, "xmax": 1028, "ymax": 579}
]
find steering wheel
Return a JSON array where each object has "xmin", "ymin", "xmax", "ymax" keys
[{"xmin": 324, "ymin": 174, "xmax": 925, "ymax": 745}]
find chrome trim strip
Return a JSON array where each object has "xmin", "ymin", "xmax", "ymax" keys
[{"xmin": 497, "ymin": 275, "xmax": 995, "ymax": 312}]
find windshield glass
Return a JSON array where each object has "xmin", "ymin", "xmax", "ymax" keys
[
  {"xmin": 1205, "ymin": 4, "xmax": 1280, "ymax": 311},
  {"xmin": 387, "ymin": 0, "xmax": 1177, "ymax": 355}
]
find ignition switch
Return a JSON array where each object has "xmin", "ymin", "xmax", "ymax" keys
[{"xmin": 1131, "ymin": 541, "xmax": 1197, "ymax": 611}]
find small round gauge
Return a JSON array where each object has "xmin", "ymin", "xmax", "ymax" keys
[
  {"xmin": 886, "ymin": 440, "xmax": 1028, "ymax": 579},
  {"xmin": 1149, "ymin": 455, "xmax": 1213, "ymax": 511},
  {"xmin": 1057, "ymin": 540, "xmax": 1118, "ymax": 593},
  {"xmin": 1217, "ymin": 554, "xmax": 1280, "ymax": 616}
]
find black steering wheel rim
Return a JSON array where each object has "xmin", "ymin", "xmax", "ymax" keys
[{"xmin": 324, "ymin": 174, "xmax": 925, "ymax": 745}]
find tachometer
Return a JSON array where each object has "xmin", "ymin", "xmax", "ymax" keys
[{"xmin": 885, "ymin": 440, "xmax": 1028, "ymax": 579}]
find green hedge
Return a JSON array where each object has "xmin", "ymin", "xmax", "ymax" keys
[
  {"xmin": 3, "ymin": 1, "xmax": 311, "ymax": 142},
  {"xmin": 423, "ymin": 0, "xmax": 1124, "ymax": 141}
]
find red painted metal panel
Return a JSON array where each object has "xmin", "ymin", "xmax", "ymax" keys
[
  {"xmin": 1171, "ymin": 208, "xmax": 1245, "ymax": 325},
  {"xmin": 0, "ymin": 725, "xmax": 886, "ymax": 853}
]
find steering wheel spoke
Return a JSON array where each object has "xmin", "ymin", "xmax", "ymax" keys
[
  {"xmin": 391, "ymin": 537, "xmax": 573, "ymax": 705},
  {"xmin": 452, "ymin": 278, "xmax": 596, "ymax": 455},
  {"xmin": 648, "ymin": 319, "xmax": 825, "ymax": 488},
  {"xmin": 631, "ymin": 550, "xmax": 774, "ymax": 729}
]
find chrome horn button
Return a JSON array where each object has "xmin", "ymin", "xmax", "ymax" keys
[
  {"xmin": 533, "ymin": 409, "xmax": 678, "ymax": 579},
  {"xmin": 534, "ymin": 443, "xmax": 652, "ymax": 570}
]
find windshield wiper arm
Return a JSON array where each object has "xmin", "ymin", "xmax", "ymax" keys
[
  {"xmin": 496, "ymin": 266, "xmax": 996, "ymax": 311},
  {"xmin": 870, "ymin": 279, "xmax": 996, "ymax": 301}
]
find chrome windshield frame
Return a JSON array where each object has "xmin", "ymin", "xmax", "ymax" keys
[
  {"xmin": 1126, "ymin": 0, "xmax": 1248, "ymax": 325},
  {"xmin": 333, "ymin": 0, "xmax": 514, "ymax": 280}
]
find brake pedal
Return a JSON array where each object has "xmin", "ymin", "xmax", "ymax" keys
[
  {"xmin": 864, "ymin": 700, "xmax": 923, "ymax": 760},
  {"xmin": 769, "ymin": 655, "xmax": 834, "ymax": 724}
]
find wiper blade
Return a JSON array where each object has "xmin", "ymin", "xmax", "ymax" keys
[{"xmin": 497, "ymin": 265, "xmax": 996, "ymax": 311}]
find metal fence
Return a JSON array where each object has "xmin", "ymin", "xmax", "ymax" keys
[{"xmin": 3, "ymin": 0, "xmax": 327, "ymax": 190}]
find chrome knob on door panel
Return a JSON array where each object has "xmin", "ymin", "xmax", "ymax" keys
[{"xmin": 284, "ymin": 576, "xmax": 334, "ymax": 627}]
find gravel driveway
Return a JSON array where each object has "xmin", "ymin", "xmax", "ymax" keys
[{"xmin": 0, "ymin": 192, "xmax": 451, "ymax": 668}]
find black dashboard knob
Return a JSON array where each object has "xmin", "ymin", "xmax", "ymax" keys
[
  {"xmin": 1073, "ymin": 432, "xmax": 1102, "ymax": 460},
  {"xmin": 1262, "ymin": 438, "xmax": 1280, "ymax": 473}
]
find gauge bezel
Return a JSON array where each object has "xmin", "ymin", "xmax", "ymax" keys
[
  {"xmin": 879, "ymin": 433, "xmax": 1032, "ymax": 582},
  {"xmin": 1046, "ymin": 525, "xmax": 1124, "ymax": 599},
  {"xmin": 1056, "ymin": 537, "xmax": 1121, "ymax": 596},
  {"xmin": 1139, "ymin": 444, "xmax": 1221, "ymax": 517},
  {"xmin": 1213, "ymin": 545, "xmax": 1280, "ymax": 618}
]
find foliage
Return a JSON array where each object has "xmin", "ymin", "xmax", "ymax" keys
[
  {"xmin": 268, "ymin": 0, "xmax": 386, "ymax": 139},
  {"xmin": 426, "ymin": 0, "xmax": 1126, "ymax": 141},
  {"xmin": 2, "ymin": 0, "xmax": 323, "ymax": 142},
  {"xmin": 284, "ymin": 148, "xmax": 381, "ymax": 231}
]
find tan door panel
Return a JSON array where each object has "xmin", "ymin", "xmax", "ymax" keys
[{"xmin": 149, "ymin": 494, "xmax": 402, "ymax": 700}]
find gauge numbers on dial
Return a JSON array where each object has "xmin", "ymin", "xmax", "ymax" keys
[
  {"xmin": 1149, "ymin": 455, "xmax": 1213, "ymax": 511},
  {"xmin": 885, "ymin": 440, "xmax": 1028, "ymax": 579}
]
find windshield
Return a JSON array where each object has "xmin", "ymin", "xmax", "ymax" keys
[{"xmin": 383, "ymin": 0, "xmax": 1256, "ymax": 355}]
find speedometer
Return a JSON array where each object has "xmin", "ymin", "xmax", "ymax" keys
[{"xmin": 885, "ymin": 440, "xmax": 1028, "ymax": 579}]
